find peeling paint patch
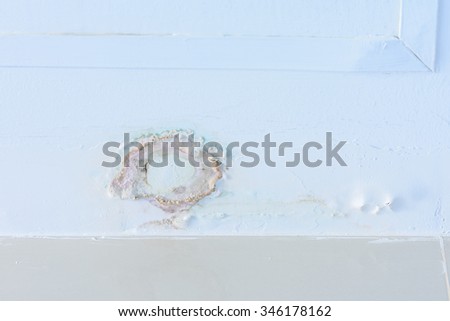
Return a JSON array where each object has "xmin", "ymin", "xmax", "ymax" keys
[{"xmin": 109, "ymin": 130, "xmax": 222, "ymax": 213}]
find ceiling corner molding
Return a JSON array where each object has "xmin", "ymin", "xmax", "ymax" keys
[
  {"xmin": 398, "ymin": 0, "xmax": 439, "ymax": 72},
  {"xmin": 0, "ymin": 0, "xmax": 439, "ymax": 72}
]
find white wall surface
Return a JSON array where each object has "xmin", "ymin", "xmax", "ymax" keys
[
  {"xmin": 0, "ymin": 0, "xmax": 449, "ymax": 236},
  {"xmin": 1, "ymin": 237, "xmax": 448, "ymax": 300}
]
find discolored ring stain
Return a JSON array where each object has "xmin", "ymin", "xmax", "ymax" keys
[{"xmin": 109, "ymin": 130, "xmax": 222, "ymax": 213}]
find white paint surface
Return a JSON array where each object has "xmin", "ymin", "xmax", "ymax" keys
[
  {"xmin": 0, "ymin": 0, "xmax": 400, "ymax": 37},
  {"xmin": 0, "ymin": 237, "xmax": 448, "ymax": 300},
  {"xmin": 0, "ymin": 0, "xmax": 449, "ymax": 236}
]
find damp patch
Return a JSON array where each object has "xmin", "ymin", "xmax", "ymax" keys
[{"xmin": 109, "ymin": 130, "xmax": 222, "ymax": 213}]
